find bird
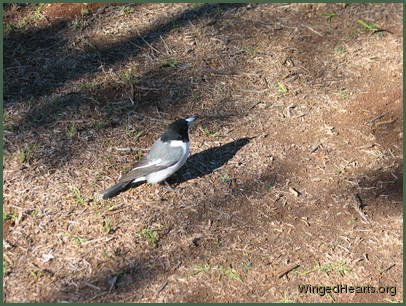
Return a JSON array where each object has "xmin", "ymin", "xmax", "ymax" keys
[{"xmin": 101, "ymin": 116, "xmax": 197, "ymax": 199}]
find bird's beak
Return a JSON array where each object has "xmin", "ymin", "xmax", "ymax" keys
[{"xmin": 185, "ymin": 116, "xmax": 197, "ymax": 125}]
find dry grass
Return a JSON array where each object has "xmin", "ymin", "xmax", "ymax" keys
[{"xmin": 3, "ymin": 3, "xmax": 403, "ymax": 302}]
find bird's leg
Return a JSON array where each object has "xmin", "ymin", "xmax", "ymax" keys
[{"xmin": 161, "ymin": 180, "xmax": 178, "ymax": 191}]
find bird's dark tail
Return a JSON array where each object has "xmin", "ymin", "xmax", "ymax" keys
[{"xmin": 101, "ymin": 182, "xmax": 131, "ymax": 199}]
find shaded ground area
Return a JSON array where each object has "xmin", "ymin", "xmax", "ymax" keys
[{"xmin": 3, "ymin": 3, "xmax": 403, "ymax": 303}]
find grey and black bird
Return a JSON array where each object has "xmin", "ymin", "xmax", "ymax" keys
[{"xmin": 101, "ymin": 116, "xmax": 196, "ymax": 199}]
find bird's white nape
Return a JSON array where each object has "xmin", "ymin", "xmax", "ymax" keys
[
  {"xmin": 185, "ymin": 116, "xmax": 196, "ymax": 123},
  {"xmin": 169, "ymin": 140, "xmax": 186, "ymax": 147}
]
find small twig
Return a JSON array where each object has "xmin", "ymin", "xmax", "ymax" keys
[
  {"xmin": 129, "ymin": 83, "xmax": 136, "ymax": 105},
  {"xmin": 371, "ymin": 28, "xmax": 393, "ymax": 36},
  {"xmin": 352, "ymin": 194, "xmax": 369, "ymax": 223},
  {"xmin": 289, "ymin": 187, "xmax": 301, "ymax": 197},
  {"xmin": 293, "ymin": 113, "xmax": 307, "ymax": 119},
  {"xmin": 84, "ymin": 282, "xmax": 101, "ymax": 291},
  {"xmin": 305, "ymin": 25, "xmax": 323, "ymax": 37},
  {"xmin": 57, "ymin": 120, "xmax": 87, "ymax": 124},
  {"xmin": 160, "ymin": 35, "xmax": 172, "ymax": 55},
  {"xmin": 248, "ymin": 101, "xmax": 264, "ymax": 110},
  {"xmin": 114, "ymin": 147, "xmax": 150, "ymax": 152},
  {"xmin": 132, "ymin": 84, "xmax": 161, "ymax": 91},
  {"xmin": 380, "ymin": 263, "xmax": 396, "ymax": 274},
  {"xmin": 132, "ymin": 113, "xmax": 172, "ymax": 123},
  {"xmin": 355, "ymin": 193, "xmax": 366, "ymax": 209},
  {"xmin": 202, "ymin": 68, "xmax": 241, "ymax": 76},
  {"xmin": 286, "ymin": 105, "xmax": 295, "ymax": 118},
  {"xmin": 82, "ymin": 237, "xmax": 114, "ymax": 245},
  {"xmin": 276, "ymin": 23, "xmax": 298, "ymax": 31},
  {"xmin": 310, "ymin": 143, "xmax": 321, "ymax": 153},
  {"xmin": 376, "ymin": 119, "xmax": 396, "ymax": 127},
  {"xmin": 277, "ymin": 263, "xmax": 300, "ymax": 278},
  {"xmin": 108, "ymin": 275, "xmax": 119, "ymax": 293},
  {"xmin": 366, "ymin": 112, "xmax": 388, "ymax": 125},
  {"xmin": 240, "ymin": 87, "xmax": 268, "ymax": 93},
  {"xmin": 157, "ymin": 280, "xmax": 169, "ymax": 294},
  {"xmin": 135, "ymin": 29, "xmax": 161, "ymax": 54}
]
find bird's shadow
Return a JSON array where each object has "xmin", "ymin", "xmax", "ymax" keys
[{"xmin": 168, "ymin": 137, "xmax": 253, "ymax": 185}]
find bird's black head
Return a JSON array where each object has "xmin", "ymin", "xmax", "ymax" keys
[{"xmin": 161, "ymin": 116, "xmax": 196, "ymax": 142}]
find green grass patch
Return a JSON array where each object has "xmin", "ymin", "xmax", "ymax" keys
[
  {"xmin": 160, "ymin": 59, "xmax": 181, "ymax": 69},
  {"xmin": 220, "ymin": 174, "xmax": 232, "ymax": 184},
  {"xmin": 16, "ymin": 3, "xmax": 47, "ymax": 29},
  {"xmin": 3, "ymin": 210, "xmax": 17, "ymax": 222},
  {"xmin": 347, "ymin": 218, "xmax": 358, "ymax": 225},
  {"xmin": 119, "ymin": 67, "xmax": 139, "ymax": 85},
  {"xmin": 242, "ymin": 47, "xmax": 259, "ymax": 56},
  {"xmin": 3, "ymin": 260, "xmax": 10, "ymax": 276},
  {"xmin": 106, "ymin": 203, "xmax": 124, "ymax": 212},
  {"xmin": 275, "ymin": 292, "xmax": 295, "ymax": 303},
  {"xmin": 192, "ymin": 263, "xmax": 212, "ymax": 275},
  {"xmin": 384, "ymin": 298, "xmax": 402, "ymax": 303},
  {"xmin": 80, "ymin": 82, "xmax": 98, "ymax": 92},
  {"xmin": 31, "ymin": 207, "xmax": 41, "ymax": 218},
  {"xmin": 263, "ymin": 175, "xmax": 277, "ymax": 191},
  {"xmin": 223, "ymin": 267, "xmax": 243, "ymax": 282},
  {"xmin": 18, "ymin": 143, "xmax": 37, "ymax": 164},
  {"xmin": 293, "ymin": 261, "xmax": 351, "ymax": 277},
  {"xmin": 73, "ymin": 235, "xmax": 86, "ymax": 246},
  {"xmin": 321, "ymin": 12, "xmax": 336, "ymax": 23},
  {"xmin": 81, "ymin": 7, "xmax": 90, "ymax": 16},
  {"xmin": 191, "ymin": 263, "xmax": 244, "ymax": 283},
  {"xmin": 338, "ymin": 88, "xmax": 353, "ymax": 99},
  {"xmin": 358, "ymin": 19, "xmax": 379, "ymax": 32},
  {"xmin": 4, "ymin": 112, "xmax": 16, "ymax": 131},
  {"xmin": 119, "ymin": 6, "xmax": 134, "ymax": 14},
  {"xmin": 92, "ymin": 120, "xmax": 111, "ymax": 129},
  {"xmin": 334, "ymin": 46, "xmax": 346, "ymax": 56},
  {"xmin": 202, "ymin": 127, "xmax": 220, "ymax": 137},
  {"xmin": 335, "ymin": 261, "xmax": 351, "ymax": 276},
  {"xmin": 70, "ymin": 186, "xmax": 87, "ymax": 205},
  {"xmin": 191, "ymin": 91, "xmax": 201, "ymax": 102},
  {"xmin": 129, "ymin": 130, "xmax": 144, "ymax": 141},
  {"xmin": 66, "ymin": 123, "xmax": 78, "ymax": 137},
  {"xmin": 71, "ymin": 18, "xmax": 84, "ymax": 30},
  {"xmin": 30, "ymin": 270, "xmax": 39, "ymax": 280},
  {"xmin": 276, "ymin": 82, "xmax": 288, "ymax": 94},
  {"xmin": 240, "ymin": 262, "xmax": 253, "ymax": 272},
  {"xmin": 139, "ymin": 227, "xmax": 160, "ymax": 248},
  {"xmin": 136, "ymin": 150, "xmax": 143, "ymax": 161},
  {"xmin": 103, "ymin": 217, "xmax": 112, "ymax": 234}
]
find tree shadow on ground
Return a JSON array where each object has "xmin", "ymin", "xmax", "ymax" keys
[
  {"xmin": 328, "ymin": 105, "xmax": 403, "ymax": 218},
  {"xmin": 6, "ymin": 2, "xmax": 376, "ymax": 172},
  {"xmin": 5, "ymin": 3, "xmax": 246, "ymax": 107},
  {"xmin": 4, "ymin": 3, "xmax": 248, "ymax": 170},
  {"xmin": 337, "ymin": 161, "xmax": 403, "ymax": 219}
]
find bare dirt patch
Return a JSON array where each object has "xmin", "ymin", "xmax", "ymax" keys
[
  {"xmin": 45, "ymin": 3, "xmax": 117, "ymax": 21},
  {"xmin": 3, "ymin": 3, "xmax": 403, "ymax": 303}
]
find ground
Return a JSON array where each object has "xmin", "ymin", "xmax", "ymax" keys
[{"xmin": 3, "ymin": 3, "xmax": 403, "ymax": 303}]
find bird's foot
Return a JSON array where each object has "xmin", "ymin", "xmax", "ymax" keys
[{"xmin": 161, "ymin": 180, "xmax": 180, "ymax": 192}]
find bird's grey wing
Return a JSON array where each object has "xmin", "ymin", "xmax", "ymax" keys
[
  {"xmin": 117, "ymin": 145, "xmax": 183, "ymax": 184},
  {"xmin": 147, "ymin": 139, "xmax": 184, "ymax": 161}
]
